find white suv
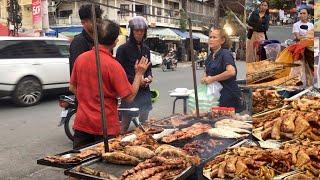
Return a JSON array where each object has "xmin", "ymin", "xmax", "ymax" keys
[{"xmin": 0, "ymin": 37, "xmax": 70, "ymax": 106}]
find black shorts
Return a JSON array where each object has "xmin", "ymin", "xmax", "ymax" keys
[{"xmin": 73, "ymin": 130, "xmax": 115, "ymax": 149}]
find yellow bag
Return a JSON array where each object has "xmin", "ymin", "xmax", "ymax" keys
[{"xmin": 274, "ymin": 48, "xmax": 294, "ymax": 78}]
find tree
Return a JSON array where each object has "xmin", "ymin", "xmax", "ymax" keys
[{"xmin": 179, "ymin": 9, "xmax": 187, "ymax": 32}]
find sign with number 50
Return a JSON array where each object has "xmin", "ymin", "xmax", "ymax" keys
[
  {"xmin": 33, "ymin": 5, "xmax": 41, "ymax": 15},
  {"xmin": 32, "ymin": 0, "xmax": 42, "ymax": 30}
]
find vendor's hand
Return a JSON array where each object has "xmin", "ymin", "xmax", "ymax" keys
[
  {"xmin": 201, "ymin": 76, "xmax": 212, "ymax": 84},
  {"xmin": 135, "ymin": 57, "xmax": 150, "ymax": 75}
]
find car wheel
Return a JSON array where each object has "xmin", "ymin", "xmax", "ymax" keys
[{"xmin": 12, "ymin": 77, "xmax": 42, "ymax": 106}]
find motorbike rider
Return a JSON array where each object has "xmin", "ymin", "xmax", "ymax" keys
[
  {"xmin": 164, "ymin": 49, "xmax": 177, "ymax": 67},
  {"xmin": 69, "ymin": 20, "xmax": 150, "ymax": 148},
  {"xmin": 116, "ymin": 16, "xmax": 153, "ymax": 133}
]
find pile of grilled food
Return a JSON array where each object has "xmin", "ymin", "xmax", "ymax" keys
[
  {"xmin": 252, "ymin": 88, "xmax": 284, "ymax": 114},
  {"xmin": 44, "ymin": 113, "xmax": 254, "ymax": 179},
  {"xmin": 204, "ymin": 139, "xmax": 320, "ymax": 179},
  {"xmin": 253, "ymin": 96, "xmax": 320, "ymax": 141}
]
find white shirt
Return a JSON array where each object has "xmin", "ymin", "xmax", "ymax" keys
[{"xmin": 292, "ymin": 20, "xmax": 314, "ymax": 37}]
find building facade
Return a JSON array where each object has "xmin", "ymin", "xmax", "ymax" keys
[
  {"xmin": 0, "ymin": 0, "xmax": 33, "ymax": 30},
  {"xmin": 49, "ymin": 0, "xmax": 215, "ymax": 31}
]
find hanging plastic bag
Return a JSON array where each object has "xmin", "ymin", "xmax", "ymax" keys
[
  {"xmin": 188, "ymin": 84, "xmax": 220, "ymax": 113},
  {"xmin": 206, "ymin": 81, "xmax": 223, "ymax": 99}
]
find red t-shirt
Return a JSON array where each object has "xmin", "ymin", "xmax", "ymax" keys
[{"xmin": 70, "ymin": 45, "xmax": 133, "ymax": 136}]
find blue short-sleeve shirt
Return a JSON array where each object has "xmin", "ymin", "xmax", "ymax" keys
[{"xmin": 205, "ymin": 48, "xmax": 241, "ymax": 111}]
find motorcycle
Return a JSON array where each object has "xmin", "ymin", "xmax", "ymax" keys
[
  {"xmin": 58, "ymin": 90, "xmax": 160, "ymax": 141},
  {"xmin": 196, "ymin": 57, "xmax": 205, "ymax": 70},
  {"xmin": 58, "ymin": 95, "xmax": 77, "ymax": 141},
  {"xmin": 161, "ymin": 56, "xmax": 177, "ymax": 71}
]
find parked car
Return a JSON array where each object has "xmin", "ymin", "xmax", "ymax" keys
[
  {"xmin": 0, "ymin": 37, "xmax": 70, "ymax": 106},
  {"xmin": 150, "ymin": 50, "xmax": 163, "ymax": 66}
]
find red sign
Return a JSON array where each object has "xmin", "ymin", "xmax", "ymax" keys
[{"xmin": 32, "ymin": 0, "xmax": 42, "ymax": 30}]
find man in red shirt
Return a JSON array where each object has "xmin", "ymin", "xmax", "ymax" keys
[{"xmin": 70, "ymin": 19, "xmax": 150, "ymax": 149}]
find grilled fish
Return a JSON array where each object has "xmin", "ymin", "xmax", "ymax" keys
[
  {"xmin": 102, "ymin": 152, "xmax": 140, "ymax": 165},
  {"xmin": 215, "ymin": 119, "xmax": 252, "ymax": 130},
  {"xmin": 208, "ymin": 128, "xmax": 249, "ymax": 139},
  {"xmin": 124, "ymin": 146, "xmax": 155, "ymax": 160}
]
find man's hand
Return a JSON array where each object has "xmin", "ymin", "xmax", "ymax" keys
[
  {"xmin": 135, "ymin": 56, "xmax": 151, "ymax": 76},
  {"xmin": 141, "ymin": 75, "xmax": 152, "ymax": 87}
]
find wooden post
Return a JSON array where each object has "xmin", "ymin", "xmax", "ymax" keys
[
  {"xmin": 188, "ymin": 17, "xmax": 199, "ymax": 118},
  {"xmin": 91, "ymin": 3, "xmax": 109, "ymax": 153}
]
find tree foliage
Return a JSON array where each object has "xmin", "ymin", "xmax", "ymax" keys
[{"xmin": 179, "ymin": 9, "xmax": 187, "ymax": 32}]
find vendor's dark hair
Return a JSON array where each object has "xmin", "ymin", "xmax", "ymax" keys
[
  {"xmin": 299, "ymin": 7, "xmax": 309, "ymax": 14},
  {"xmin": 260, "ymin": 0, "xmax": 270, "ymax": 14},
  {"xmin": 79, "ymin": 4, "xmax": 103, "ymax": 20},
  {"xmin": 98, "ymin": 20, "xmax": 120, "ymax": 46},
  {"xmin": 210, "ymin": 26, "xmax": 230, "ymax": 49}
]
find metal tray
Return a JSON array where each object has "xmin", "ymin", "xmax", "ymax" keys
[
  {"xmin": 37, "ymin": 141, "xmax": 104, "ymax": 169},
  {"xmin": 65, "ymin": 158, "xmax": 196, "ymax": 180},
  {"xmin": 188, "ymin": 138, "xmax": 245, "ymax": 180},
  {"xmin": 183, "ymin": 133, "xmax": 240, "ymax": 161}
]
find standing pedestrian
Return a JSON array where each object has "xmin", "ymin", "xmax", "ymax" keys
[
  {"xmin": 69, "ymin": 4, "xmax": 103, "ymax": 76},
  {"xmin": 246, "ymin": 0, "xmax": 270, "ymax": 62},
  {"xmin": 116, "ymin": 16, "xmax": 153, "ymax": 133},
  {"xmin": 70, "ymin": 20, "xmax": 150, "ymax": 148}
]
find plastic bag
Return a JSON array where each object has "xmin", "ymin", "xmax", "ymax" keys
[
  {"xmin": 188, "ymin": 84, "xmax": 220, "ymax": 113},
  {"xmin": 207, "ymin": 82, "xmax": 223, "ymax": 99}
]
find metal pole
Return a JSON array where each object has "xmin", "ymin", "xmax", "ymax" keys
[
  {"xmin": 91, "ymin": 3, "xmax": 109, "ymax": 153},
  {"xmin": 188, "ymin": 17, "xmax": 199, "ymax": 118}
]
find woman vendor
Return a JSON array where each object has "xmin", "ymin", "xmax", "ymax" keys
[{"xmin": 201, "ymin": 27, "xmax": 242, "ymax": 113}]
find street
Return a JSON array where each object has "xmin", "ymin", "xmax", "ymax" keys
[
  {"xmin": 267, "ymin": 25, "xmax": 294, "ymax": 43},
  {"xmin": 0, "ymin": 61, "xmax": 245, "ymax": 179}
]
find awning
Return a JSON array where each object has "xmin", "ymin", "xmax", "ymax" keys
[
  {"xmin": 171, "ymin": 29, "xmax": 200, "ymax": 40},
  {"xmin": 193, "ymin": 32, "xmax": 209, "ymax": 43},
  {"xmin": 147, "ymin": 28, "xmax": 180, "ymax": 41},
  {"xmin": 50, "ymin": 26, "xmax": 128, "ymax": 38}
]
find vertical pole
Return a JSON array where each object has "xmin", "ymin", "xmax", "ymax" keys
[
  {"xmin": 188, "ymin": 18, "xmax": 199, "ymax": 118},
  {"xmin": 91, "ymin": 3, "xmax": 109, "ymax": 153}
]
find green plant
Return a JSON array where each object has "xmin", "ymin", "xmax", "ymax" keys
[{"xmin": 179, "ymin": 9, "xmax": 187, "ymax": 32}]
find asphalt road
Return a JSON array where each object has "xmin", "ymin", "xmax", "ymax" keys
[
  {"xmin": 0, "ymin": 61, "xmax": 246, "ymax": 179},
  {"xmin": 267, "ymin": 25, "xmax": 294, "ymax": 43}
]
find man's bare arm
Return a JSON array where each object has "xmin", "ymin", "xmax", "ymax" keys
[{"xmin": 69, "ymin": 84, "xmax": 76, "ymax": 94}]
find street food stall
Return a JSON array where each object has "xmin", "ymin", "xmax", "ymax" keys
[{"xmin": 37, "ymin": 1, "xmax": 320, "ymax": 179}]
